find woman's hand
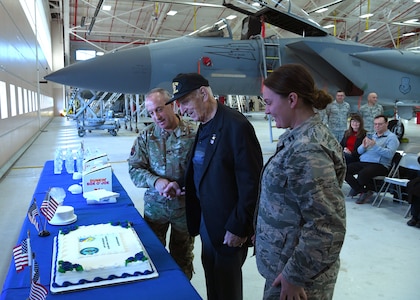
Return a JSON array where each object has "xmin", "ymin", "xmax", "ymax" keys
[
  {"xmin": 272, "ymin": 274, "xmax": 307, "ymax": 300},
  {"xmin": 343, "ymin": 147, "xmax": 351, "ymax": 154}
]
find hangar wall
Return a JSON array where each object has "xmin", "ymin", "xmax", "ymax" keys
[{"xmin": 0, "ymin": 0, "xmax": 61, "ymax": 178}]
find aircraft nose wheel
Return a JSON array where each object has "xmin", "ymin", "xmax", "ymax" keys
[
  {"xmin": 78, "ymin": 129, "xmax": 86, "ymax": 137},
  {"xmin": 388, "ymin": 119, "xmax": 405, "ymax": 140}
]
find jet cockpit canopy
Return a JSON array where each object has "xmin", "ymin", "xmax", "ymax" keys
[
  {"xmin": 223, "ymin": 0, "xmax": 328, "ymax": 37},
  {"xmin": 188, "ymin": 19, "xmax": 233, "ymax": 39}
]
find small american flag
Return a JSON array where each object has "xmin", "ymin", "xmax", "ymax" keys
[
  {"xmin": 13, "ymin": 238, "xmax": 29, "ymax": 272},
  {"xmin": 29, "ymin": 260, "xmax": 48, "ymax": 300},
  {"xmin": 40, "ymin": 195, "xmax": 59, "ymax": 221},
  {"xmin": 27, "ymin": 200, "xmax": 40, "ymax": 231}
]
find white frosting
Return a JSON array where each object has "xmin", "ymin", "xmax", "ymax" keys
[{"xmin": 52, "ymin": 223, "xmax": 154, "ymax": 287}]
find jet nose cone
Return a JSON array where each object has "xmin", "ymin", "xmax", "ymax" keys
[{"xmin": 45, "ymin": 46, "xmax": 152, "ymax": 94}]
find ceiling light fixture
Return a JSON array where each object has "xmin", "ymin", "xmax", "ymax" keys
[
  {"xmin": 323, "ymin": 24, "xmax": 335, "ymax": 29},
  {"xmin": 88, "ymin": 0, "xmax": 104, "ymax": 34},
  {"xmin": 307, "ymin": 0, "xmax": 345, "ymax": 14},
  {"xmin": 364, "ymin": 28, "xmax": 377, "ymax": 33},
  {"xmin": 226, "ymin": 15, "xmax": 237, "ymax": 20},
  {"xmin": 167, "ymin": 10, "xmax": 177, "ymax": 16},
  {"xmin": 402, "ymin": 32, "xmax": 416, "ymax": 37},
  {"xmin": 315, "ymin": 8, "xmax": 328, "ymax": 13},
  {"xmin": 359, "ymin": 13, "xmax": 374, "ymax": 19},
  {"xmin": 404, "ymin": 19, "xmax": 419, "ymax": 24},
  {"xmin": 102, "ymin": 5, "xmax": 111, "ymax": 11}
]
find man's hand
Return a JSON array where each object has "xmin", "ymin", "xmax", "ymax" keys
[
  {"xmin": 223, "ymin": 231, "xmax": 247, "ymax": 247},
  {"xmin": 159, "ymin": 180, "xmax": 184, "ymax": 198},
  {"xmin": 363, "ymin": 137, "xmax": 375, "ymax": 148},
  {"xmin": 272, "ymin": 274, "xmax": 307, "ymax": 300},
  {"xmin": 154, "ymin": 178, "xmax": 170, "ymax": 195}
]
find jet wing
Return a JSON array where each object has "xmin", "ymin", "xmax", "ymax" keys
[
  {"xmin": 350, "ymin": 50, "xmax": 420, "ymax": 76},
  {"xmin": 284, "ymin": 39, "xmax": 365, "ymax": 96},
  {"xmin": 284, "ymin": 38, "xmax": 420, "ymax": 104}
]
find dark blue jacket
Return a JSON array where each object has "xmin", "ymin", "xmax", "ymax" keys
[{"xmin": 184, "ymin": 102, "xmax": 263, "ymax": 254}]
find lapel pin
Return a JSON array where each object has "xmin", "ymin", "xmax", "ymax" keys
[{"xmin": 210, "ymin": 134, "xmax": 216, "ymax": 145}]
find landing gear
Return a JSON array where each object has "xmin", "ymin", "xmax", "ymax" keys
[
  {"xmin": 108, "ymin": 129, "xmax": 117, "ymax": 136},
  {"xmin": 388, "ymin": 119, "xmax": 405, "ymax": 140},
  {"xmin": 78, "ymin": 128, "xmax": 86, "ymax": 137},
  {"xmin": 388, "ymin": 101, "xmax": 405, "ymax": 141}
]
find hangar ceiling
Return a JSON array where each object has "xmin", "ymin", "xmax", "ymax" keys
[{"xmin": 49, "ymin": 0, "xmax": 420, "ymax": 58}]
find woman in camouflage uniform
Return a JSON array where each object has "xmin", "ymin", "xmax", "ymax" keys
[{"xmin": 255, "ymin": 64, "xmax": 347, "ymax": 300}]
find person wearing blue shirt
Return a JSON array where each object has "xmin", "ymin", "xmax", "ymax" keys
[{"xmin": 345, "ymin": 114, "xmax": 400, "ymax": 204}]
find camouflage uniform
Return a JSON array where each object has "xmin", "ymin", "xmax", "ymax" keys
[
  {"xmin": 255, "ymin": 114, "xmax": 346, "ymax": 300},
  {"xmin": 128, "ymin": 117, "xmax": 196, "ymax": 279},
  {"xmin": 325, "ymin": 100, "xmax": 351, "ymax": 141},
  {"xmin": 359, "ymin": 103, "xmax": 384, "ymax": 134},
  {"xmin": 315, "ymin": 108, "xmax": 327, "ymax": 125}
]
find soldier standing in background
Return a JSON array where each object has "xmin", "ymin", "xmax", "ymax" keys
[
  {"xmin": 255, "ymin": 64, "xmax": 346, "ymax": 300},
  {"xmin": 325, "ymin": 90, "xmax": 351, "ymax": 141},
  {"xmin": 128, "ymin": 88, "xmax": 196, "ymax": 279},
  {"xmin": 359, "ymin": 92, "xmax": 384, "ymax": 134}
]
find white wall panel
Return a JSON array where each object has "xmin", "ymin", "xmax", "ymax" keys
[{"xmin": 0, "ymin": 0, "xmax": 56, "ymax": 178}]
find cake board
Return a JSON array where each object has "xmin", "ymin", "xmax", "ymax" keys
[{"xmin": 50, "ymin": 236, "xmax": 159, "ymax": 294}]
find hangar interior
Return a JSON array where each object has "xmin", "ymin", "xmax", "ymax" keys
[
  {"xmin": 1, "ymin": 1, "xmax": 420, "ymax": 299},
  {"xmin": 59, "ymin": 0, "xmax": 420, "ymax": 55}
]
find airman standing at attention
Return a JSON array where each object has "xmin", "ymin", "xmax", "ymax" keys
[
  {"xmin": 325, "ymin": 90, "xmax": 351, "ymax": 141},
  {"xmin": 359, "ymin": 92, "xmax": 384, "ymax": 134},
  {"xmin": 128, "ymin": 88, "xmax": 196, "ymax": 279}
]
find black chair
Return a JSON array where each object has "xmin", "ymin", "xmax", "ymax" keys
[
  {"xmin": 373, "ymin": 153, "xmax": 420, "ymax": 218},
  {"xmin": 371, "ymin": 151, "xmax": 403, "ymax": 205}
]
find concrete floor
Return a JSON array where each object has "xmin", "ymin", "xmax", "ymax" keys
[{"xmin": 1, "ymin": 113, "xmax": 420, "ymax": 299}]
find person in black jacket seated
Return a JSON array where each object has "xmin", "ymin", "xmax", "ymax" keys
[
  {"xmin": 406, "ymin": 157, "xmax": 420, "ymax": 227},
  {"xmin": 340, "ymin": 114, "xmax": 367, "ymax": 165}
]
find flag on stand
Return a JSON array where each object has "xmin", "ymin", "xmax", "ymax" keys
[
  {"xmin": 29, "ymin": 260, "xmax": 48, "ymax": 300},
  {"xmin": 13, "ymin": 238, "xmax": 30, "ymax": 272},
  {"xmin": 27, "ymin": 200, "xmax": 40, "ymax": 231},
  {"xmin": 40, "ymin": 195, "xmax": 59, "ymax": 221}
]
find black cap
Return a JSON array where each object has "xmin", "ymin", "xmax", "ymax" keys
[{"xmin": 166, "ymin": 73, "xmax": 209, "ymax": 105}]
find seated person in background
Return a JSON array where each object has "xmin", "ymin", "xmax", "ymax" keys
[
  {"xmin": 345, "ymin": 115, "xmax": 400, "ymax": 204},
  {"xmin": 389, "ymin": 165, "xmax": 419, "ymax": 201},
  {"xmin": 407, "ymin": 176, "xmax": 420, "ymax": 228},
  {"xmin": 340, "ymin": 114, "xmax": 367, "ymax": 165}
]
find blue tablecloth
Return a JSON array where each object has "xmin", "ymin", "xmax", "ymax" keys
[{"xmin": 1, "ymin": 161, "xmax": 201, "ymax": 300}]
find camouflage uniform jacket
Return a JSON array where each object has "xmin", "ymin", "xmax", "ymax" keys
[
  {"xmin": 128, "ymin": 117, "xmax": 196, "ymax": 204},
  {"xmin": 325, "ymin": 100, "xmax": 350, "ymax": 132},
  {"xmin": 358, "ymin": 103, "xmax": 384, "ymax": 133},
  {"xmin": 255, "ymin": 114, "xmax": 346, "ymax": 289}
]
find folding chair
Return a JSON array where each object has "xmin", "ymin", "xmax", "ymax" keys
[
  {"xmin": 372, "ymin": 153, "xmax": 420, "ymax": 217},
  {"xmin": 371, "ymin": 151, "xmax": 403, "ymax": 206}
]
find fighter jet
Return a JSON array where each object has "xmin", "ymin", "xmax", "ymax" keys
[{"xmin": 45, "ymin": 0, "xmax": 420, "ymax": 137}]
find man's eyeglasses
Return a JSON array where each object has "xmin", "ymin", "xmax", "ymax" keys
[{"xmin": 373, "ymin": 122, "xmax": 385, "ymax": 126}]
